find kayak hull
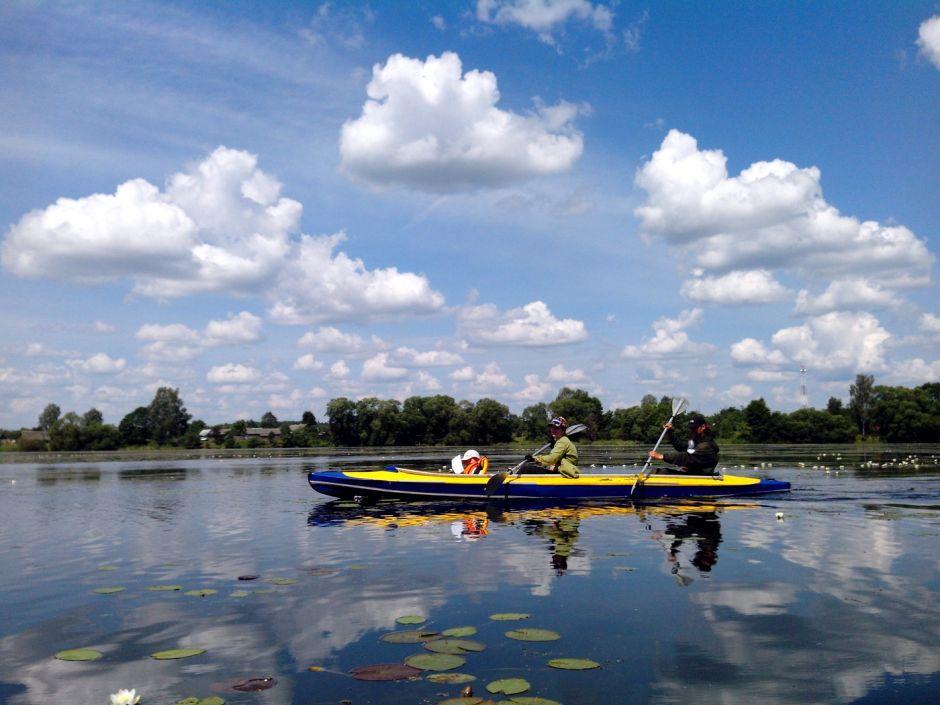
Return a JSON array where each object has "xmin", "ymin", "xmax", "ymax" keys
[{"xmin": 308, "ymin": 467, "xmax": 790, "ymax": 501}]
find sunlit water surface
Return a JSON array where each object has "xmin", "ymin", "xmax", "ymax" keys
[{"xmin": 1, "ymin": 446, "xmax": 939, "ymax": 705}]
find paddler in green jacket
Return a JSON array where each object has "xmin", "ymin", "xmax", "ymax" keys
[{"xmin": 526, "ymin": 417, "xmax": 580, "ymax": 478}]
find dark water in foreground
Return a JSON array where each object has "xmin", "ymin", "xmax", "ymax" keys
[{"xmin": 1, "ymin": 446, "xmax": 939, "ymax": 705}]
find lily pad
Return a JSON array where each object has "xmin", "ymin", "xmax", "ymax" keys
[
  {"xmin": 486, "ymin": 678, "xmax": 530, "ymax": 695},
  {"xmin": 426, "ymin": 673, "xmax": 477, "ymax": 684},
  {"xmin": 232, "ymin": 677, "xmax": 277, "ymax": 691},
  {"xmin": 174, "ymin": 698, "xmax": 225, "ymax": 705},
  {"xmin": 349, "ymin": 564, "xmax": 368, "ymax": 570},
  {"xmin": 505, "ymin": 629, "xmax": 560, "ymax": 642},
  {"xmin": 267, "ymin": 577, "xmax": 298, "ymax": 585},
  {"xmin": 380, "ymin": 629, "xmax": 441, "ymax": 644},
  {"xmin": 438, "ymin": 698, "xmax": 483, "ymax": 705},
  {"xmin": 510, "ymin": 699, "xmax": 562, "ymax": 705},
  {"xmin": 54, "ymin": 648, "xmax": 102, "ymax": 661},
  {"xmin": 405, "ymin": 653, "xmax": 466, "ymax": 671},
  {"xmin": 424, "ymin": 639, "xmax": 486, "ymax": 654},
  {"xmin": 151, "ymin": 648, "xmax": 206, "ymax": 660},
  {"xmin": 349, "ymin": 663, "xmax": 422, "ymax": 681},
  {"xmin": 442, "ymin": 626, "xmax": 478, "ymax": 637},
  {"xmin": 93, "ymin": 586, "xmax": 125, "ymax": 594},
  {"xmin": 147, "ymin": 584, "xmax": 183, "ymax": 591},
  {"xmin": 304, "ymin": 567, "xmax": 339, "ymax": 576},
  {"xmin": 490, "ymin": 613, "xmax": 529, "ymax": 621},
  {"xmin": 184, "ymin": 589, "xmax": 217, "ymax": 597},
  {"xmin": 396, "ymin": 615, "xmax": 426, "ymax": 625},
  {"xmin": 548, "ymin": 658, "xmax": 599, "ymax": 670}
]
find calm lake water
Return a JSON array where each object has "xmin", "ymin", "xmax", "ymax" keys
[{"xmin": 1, "ymin": 445, "xmax": 939, "ymax": 705}]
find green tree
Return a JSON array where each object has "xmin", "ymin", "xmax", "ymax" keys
[
  {"xmin": 826, "ymin": 397, "xmax": 845, "ymax": 415},
  {"xmin": 870, "ymin": 383, "xmax": 940, "ymax": 442},
  {"xmin": 780, "ymin": 408, "xmax": 855, "ymax": 443},
  {"xmin": 38, "ymin": 403, "xmax": 61, "ymax": 431},
  {"xmin": 119, "ymin": 406, "xmax": 151, "ymax": 446},
  {"xmin": 550, "ymin": 387, "xmax": 603, "ymax": 437},
  {"xmin": 606, "ymin": 406, "xmax": 640, "ymax": 441},
  {"xmin": 849, "ymin": 374, "xmax": 875, "ymax": 437},
  {"xmin": 468, "ymin": 398, "xmax": 514, "ymax": 444},
  {"xmin": 49, "ymin": 412, "xmax": 82, "ymax": 450},
  {"xmin": 82, "ymin": 408, "xmax": 104, "ymax": 426},
  {"xmin": 260, "ymin": 411, "xmax": 279, "ymax": 428},
  {"xmin": 301, "ymin": 410, "xmax": 317, "ymax": 427},
  {"xmin": 147, "ymin": 387, "xmax": 191, "ymax": 445},
  {"xmin": 743, "ymin": 398, "xmax": 777, "ymax": 443},
  {"xmin": 711, "ymin": 406, "xmax": 746, "ymax": 442},
  {"xmin": 327, "ymin": 397, "xmax": 358, "ymax": 446},
  {"xmin": 519, "ymin": 403, "xmax": 551, "ymax": 441}
]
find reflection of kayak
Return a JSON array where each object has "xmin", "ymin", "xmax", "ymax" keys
[{"xmin": 307, "ymin": 466, "xmax": 790, "ymax": 501}]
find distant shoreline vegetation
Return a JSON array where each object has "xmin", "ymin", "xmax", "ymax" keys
[{"xmin": 1, "ymin": 376, "xmax": 937, "ymax": 454}]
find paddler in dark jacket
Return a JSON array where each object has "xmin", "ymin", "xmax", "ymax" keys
[
  {"xmin": 649, "ymin": 413, "xmax": 720, "ymax": 475},
  {"xmin": 525, "ymin": 416, "xmax": 580, "ymax": 478}
]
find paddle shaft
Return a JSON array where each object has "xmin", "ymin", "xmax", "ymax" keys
[{"xmin": 630, "ymin": 400, "xmax": 687, "ymax": 497}]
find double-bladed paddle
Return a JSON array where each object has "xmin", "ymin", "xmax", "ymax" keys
[
  {"xmin": 485, "ymin": 422, "xmax": 588, "ymax": 497},
  {"xmin": 629, "ymin": 397, "xmax": 689, "ymax": 497}
]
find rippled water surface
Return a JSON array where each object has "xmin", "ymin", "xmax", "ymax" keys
[{"xmin": 1, "ymin": 446, "xmax": 939, "ymax": 705}]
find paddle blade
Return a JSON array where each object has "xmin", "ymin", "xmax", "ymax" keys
[
  {"xmin": 485, "ymin": 472, "xmax": 508, "ymax": 497},
  {"xmin": 564, "ymin": 423, "xmax": 588, "ymax": 437},
  {"xmin": 672, "ymin": 397, "xmax": 689, "ymax": 416}
]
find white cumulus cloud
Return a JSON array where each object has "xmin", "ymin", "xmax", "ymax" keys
[
  {"xmin": 293, "ymin": 353, "xmax": 323, "ymax": 371},
  {"xmin": 681, "ymin": 269, "xmax": 790, "ymax": 306},
  {"xmin": 339, "ymin": 51, "xmax": 584, "ymax": 191},
  {"xmin": 621, "ymin": 308, "xmax": 712, "ymax": 359},
  {"xmin": 207, "ymin": 363, "xmax": 261, "ymax": 384},
  {"xmin": 204, "ymin": 311, "xmax": 263, "ymax": 345},
  {"xmin": 634, "ymin": 130, "xmax": 933, "ymax": 290},
  {"xmin": 917, "ymin": 15, "xmax": 940, "ymax": 69},
  {"xmin": 477, "ymin": 0, "xmax": 613, "ymax": 42},
  {"xmin": 268, "ymin": 232, "xmax": 445, "ymax": 324},
  {"xmin": 68, "ymin": 352, "xmax": 127, "ymax": 374},
  {"xmin": 794, "ymin": 278, "xmax": 903, "ymax": 315},
  {"xmin": 459, "ymin": 300, "xmax": 587, "ymax": 347},
  {"xmin": 297, "ymin": 326, "xmax": 368, "ymax": 353},
  {"xmin": 392, "ymin": 347, "xmax": 464, "ymax": 367},
  {"xmin": 361, "ymin": 352, "xmax": 409, "ymax": 381}
]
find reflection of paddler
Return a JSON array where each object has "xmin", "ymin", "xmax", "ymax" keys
[
  {"xmin": 524, "ymin": 516, "xmax": 581, "ymax": 573},
  {"xmin": 658, "ymin": 511, "xmax": 722, "ymax": 572},
  {"xmin": 451, "ymin": 517, "xmax": 489, "ymax": 540}
]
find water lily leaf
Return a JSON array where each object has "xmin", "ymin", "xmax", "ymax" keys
[
  {"xmin": 151, "ymin": 648, "xmax": 206, "ymax": 660},
  {"xmin": 54, "ymin": 648, "xmax": 102, "ymax": 661},
  {"xmin": 254, "ymin": 588, "xmax": 274, "ymax": 594},
  {"xmin": 486, "ymin": 678, "xmax": 530, "ymax": 695},
  {"xmin": 489, "ymin": 613, "xmax": 529, "ymax": 621},
  {"xmin": 442, "ymin": 626, "xmax": 478, "ymax": 637},
  {"xmin": 380, "ymin": 630, "xmax": 441, "ymax": 644},
  {"xmin": 438, "ymin": 698, "xmax": 482, "ymax": 705},
  {"xmin": 505, "ymin": 629, "xmax": 560, "ymax": 642},
  {"xmin": 93, "ymin": 586, "xmax": 125, "ymax": 594},
  {"xmin": 349, "ymin": 564, "xmax": 368, "ymax": 570},
  {"xmin": 267, "ymin": 577, "xmax": 298, "ymax": 585},
  {"xmin": 548, "ymin": 658, "xmax": 599, "ymax": 670},
  {"xmin": 232, "ymin": 677, "xmax": 277, "ymax": 691},
  {"xmin": 509, "ymin": 699, "xmax": 562, "ymax": 705},
  {"xmin": 230, "ymin": 590, "xmax": 250, "ymax": 598},
  {"xmin": 426, "ymin": 673, "xmax": 477, "ymax": 684},
  {"xmin": 405, "ymin": 653, "xmax": 466, "ymax": 671},
  {"xmin": 396, "ymin": 615, "xmax": 426, "ymax": 625},
  {"xmin": 199, "ymin": 697, "xmax": 225, "ymax": 705},
  {"xmin": 349, "ymin": 663, "xmax": 422, "ymax": 681},
  {"xmin": 424, "ymin": 639, "xmax": 486, "ymax": 654},
  {"xmin": 184, "ymin": 589, "xmax": 218, "ymax": 597},
  {"xmin": 147, "ymin": 584, "xmax": 183, "ymax": 591},
  {"xmin": 174, "ymin": 698, "xmax": 199, "ymax": 705}
]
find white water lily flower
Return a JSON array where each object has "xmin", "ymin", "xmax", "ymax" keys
[{"xmin": 109, "ymin": 689, "xmax": 140, "ymax": 705}]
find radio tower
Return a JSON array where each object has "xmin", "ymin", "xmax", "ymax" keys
[{"xmin": 799, "ymin": 367, "xmax": 808, "ymax": 408}]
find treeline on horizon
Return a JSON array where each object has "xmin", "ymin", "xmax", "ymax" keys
[{"xmin": 2, "ymin": 376, "xmax": 938, "ymax": 453}]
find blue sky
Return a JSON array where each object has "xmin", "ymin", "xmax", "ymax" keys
[{"xmin": 1, "ymin": 0, "xmax": 938, "ymax": 428}]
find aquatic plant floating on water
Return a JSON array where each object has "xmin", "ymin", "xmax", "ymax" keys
[
  {"xmin": 267, "ymin": 577, "xmax": 298, "ymax": 585},
  {"xmin": 54, "ymin": 648, "xmax": 102, "ymax": 661},
  {"xmin": 505, "ymin": 629, "xmax": 560, "ymax": 642},
  {"xmin": 109, "ymin": 688, "xmax": 140, "ymax": 705},
  {"xmin": 547, "ymin": 658, "xmax": 599, "ymax": 670},
  {"xmin": 508, "ymin": 698, "xmax": 562, "ymax": 705},
  {"xmin": 147, "ymin": 585, "xmax": 182, "ymax": 591},
  {"xmin": 173, "ymin": 698, "xmax": 225, "ymax": 705},
  {"xmin": 349, "ymin": 664, "xmax": 422, "ymax": 681},
  {"xmin": 489, "ymin": 613, "xmax": 530, "ymax": 621},
  {"xmin": 442, "ymin": 626, "xmax": 478, "ymax": 637},
  {"xmin": 486, "ymin": 678, "xmax": 530, "ymax": 695},
  {"xmin": 380, "ymin": 629, "xmax": 441, "ymax": 644},
  {"xmin": 93, "ymin": 587, "xmax": 126, "ymax": 594},
  {"xmin": 436, "ymin": 698, "xmax": 483, "ymax": 705},
  {"xmin": 404, "ymin": 653, "xmax": 466, "ymax": 671},
  {"xmin": 423, "ymin": 639, "xmax": 486, "ymax": 654},
  {"xmin": 184, "ymin": 589, "xmax": 218, "ymax": 597},
  {"xmin": 396, "ymin": 615, "xmax": 426, "ymax": 625},
  {"xmin": 426, "ymin": 673, "xmax": 477, "ymax": 684},
  {"xmin": 150, "ymin": 648, "xmax": 206, "ymax": 660},
  {"xmin": 232, "ymin": 677, "xmax": 277, "ymax": 691}
]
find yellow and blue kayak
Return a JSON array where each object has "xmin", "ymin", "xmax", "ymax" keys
[{"xmin": 308, "ymin": 466, "xmax": 790, "ymax": 501}]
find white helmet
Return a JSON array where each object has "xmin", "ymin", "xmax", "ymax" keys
[{"xmin": 462, "ymin": 449, "xmax": 481, "ymax": 461}]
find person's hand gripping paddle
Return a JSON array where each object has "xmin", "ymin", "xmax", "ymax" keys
[
  {"xmin": 630, "ymin": 398, "xmax": 689, "ymax": 497},
  {"xmin": 485, "ymin": 423, "xmax": 588, "ymax": 498}
]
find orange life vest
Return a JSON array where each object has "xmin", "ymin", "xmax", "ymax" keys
[{"xmin": 462, "ymin": 456, "xmax": 489, "ymax": 474}]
